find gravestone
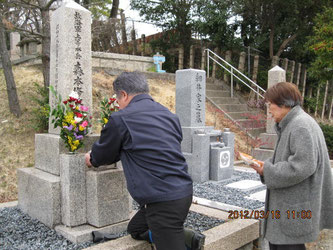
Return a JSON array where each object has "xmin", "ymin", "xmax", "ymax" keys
[
  {"xmin": 49, "ymin": 0, "xmax": 92, "ymax": 134},
  {"xmin": 252, "ymin": 66, "xmax": 286, "ymax": 161},
  {"xmin": 176, "ymin": 69, "xmax": 235, "ymax": 182},
  {"xmin": 17, "ymin": 0, "xmax": 130, "ymax": 243}
]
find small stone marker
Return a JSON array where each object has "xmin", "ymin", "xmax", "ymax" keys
[
  {"xmin": 49, "ymin": 0, "xmax": 92, "ymax": 134},
  {"xmin": 226, "ymin": 180, "xmax": 264, "ymax": 192},
  {"xmin": 266, "ymin": 66, "xmax": 286, "ymax": 134},
  {"xmin": 176, "ymin": 69, "xmax": 206, "ymax": 127}
]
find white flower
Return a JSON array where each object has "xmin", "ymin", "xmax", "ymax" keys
[
  {"xmin": 69, "ymin": 91, "xmax": 79, "ymax": 99},
  {"xmin": 74, "ymin": 117, "xmax": 83, "ymax": 123}
]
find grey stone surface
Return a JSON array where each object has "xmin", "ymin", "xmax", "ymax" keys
[
  {"xmin": 35, "ymin": 133, "xmax": 107, "ymax": 176},
  {"xmin": 55, "ymin": 220, "xmax": 128, "ymax": 244},
  {"xmin": 86, "ymin": 168, "xmax": 130, "ymax": 227},
  {"xmin": 10, "ymin": 32, "xmax": 20, "ymax": 60},
  {"xmin": 226, "ymin": 180, "xmax": 264, "ymax": 191},
  {"xmin": 176, "ymin": 69, "xmax": 206, "ymax": 127},
  {"xmin": 184, "ymin": 133, "xmax": 210, "ymax": 183},
  {"xmin": 210, "ymin": 146, "xmax": 234, "ymax": 181},
  {"xmin": 252, "ymin": 148, "xmax": 274, "ymax": 161},
  {"xmin": 60, "ymin": 153, "xmax": 87, "ymax": 227},
  {"xmin": 49, "ymin": 1, "xmax": 92, "ymax": 134},
  {"xmin": 17, "ymin": 168, "xmax": 61, "ymax": 228},
  {"xmin": 266, "ymin": 66, "xmax": 286, "ymax": 134}
]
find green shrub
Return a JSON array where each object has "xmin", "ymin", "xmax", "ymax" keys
[
  {"xmin": 29, "ymin": 83, "xmax": 49, "ymax": 132},
  {"xmin": 319, "ymin": 123, "xmax": 333, "ymax": 159}
]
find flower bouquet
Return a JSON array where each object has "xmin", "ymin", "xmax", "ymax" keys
[
  {"xmin": 99, "ymin": 94, "xmax": 119, "ymax": 126},
  {"xmin": 50, "ymin": 86, "xmax": 91, "ymax": 152}
]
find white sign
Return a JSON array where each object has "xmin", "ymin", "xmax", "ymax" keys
[{"xmin": 220, "ymin": 151, "xmax": 230, "ymax": 168}]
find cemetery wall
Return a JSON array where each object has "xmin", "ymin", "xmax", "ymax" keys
[{"xmin": 92, "ymin": 52, "xmax": 154, "ymax": 71}]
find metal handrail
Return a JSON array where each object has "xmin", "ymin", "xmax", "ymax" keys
[{"xmin": 205, "ymin": 48, "xmax": 265, "ymax": 99}]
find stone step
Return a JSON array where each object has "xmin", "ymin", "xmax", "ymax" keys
[
  {"xmin": 235, "ymin": 119, "xmax": 266, "ymax": 129},
  {"xmin": 247, "ymin": 127, "xmax": 266, "ymax": 138},
  {"xmin": 206, "ymin": 90, "xmax": 230, "ymax": 97},
  {"xmin": 206, "ymin": 83, "xmax": 224, "ymax": 91},
  {"xmin": 217, "ymin": 104, "xmax": 248, "ymax": 112},
  {"xmin": 226, "ymin": 111, "xmax": 261, "ymax": 120},
  {"xmin": 210, "ymin": 97, "xmax": 240, "ymax": 104},
  {"xmin": 252, "ymin": 148, "xmax": 274, "ymax": 161}
]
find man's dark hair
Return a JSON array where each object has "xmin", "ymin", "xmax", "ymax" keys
[
  {"xmin": 264, "ymin": 82, "xmax": 302, "ymax": 107},
  {"xmin": 113, "ymin": 72, "xmax": 149, "ymax": 96}
]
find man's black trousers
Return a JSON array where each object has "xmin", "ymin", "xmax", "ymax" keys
[{"xmin": 127, "ymin": 195, "xmax": 192, "ymax": 250}]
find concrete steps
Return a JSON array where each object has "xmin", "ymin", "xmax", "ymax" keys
[
  {"xmin": 207, "ymin": 90, "xmax": 230, "ymax": 97},
  {"xmin": 206, "ymin": 79, "xmax": 266, "ymax": 139}
]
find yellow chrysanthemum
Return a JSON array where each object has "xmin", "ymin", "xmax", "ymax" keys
[
  {"xmin": 73, "ymin": 140, "xmax": 80, "ymax": 146},
  {"xmin": 103, "ymin": 118, "xmax": 108, "ymax": 124},
  {"xmin": 79, "ymin": 125, "xmax": 85, "ymax": 131}
]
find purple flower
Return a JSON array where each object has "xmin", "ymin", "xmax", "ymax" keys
[
  {"xmin": 63, "ymin": 124, "xmax": 73, "ymax": 131},
  {"xmin": 74, "ymin": 132, "xmax": 83, "ymax": 140}
]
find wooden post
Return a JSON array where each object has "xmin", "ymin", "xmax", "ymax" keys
[
  {"xmin": 141, "ymin": 34, "xmax": 146, "ymax": 56},
  {"xmin": 178, "ymin": 46, "xmax": 184, "ymax": 70},
  {"xmin": 131, "ymin": 27, "xmax": 137, "ymax": 55},
  {"xmin": 224, "ymin": 50, "xmax": 232, "ymax": 83},
  {"xmin": 282, "ymin": 58, "xmax": 288, "ymax": 72},
  {"xmin": 212, "ymin": 47, "xmax": 218, "ymax": 78},
  {"xmin": 329, "ymin": 96, "xmax": 333, "ymax": 121},
  {"xmin": 189, "ymin": 45, "xmax": 195, "ymax": 68},
  {"xmin": 237, "ymin": 51, "xmax": 246, "ymax": 90},
  {"xmin": 252, "ymin": 55, "xmax": 259, "ymax": 83},
  {"xmin": 120, "ymin": 10, "xmax": 128, "ymax": 51},
  {"xmin": 321, "ymin": 81, "xmax": 329, "ymax": 119},
  {"xmin": 301, "ymin": 69, "xmax": 307, "ymax": 105},
  {"xmin": 289, "ymin": 60, "xmax": 295, "ymax": 83},
  {"xmin": 201, "ymin": 46, "xmax": 206, "ymax": 70},
  {"xmin": 271, "ymin": 56, "xmax": 279, "ymax": 67},
  {"xmin": 296, "ymin": 63, "xmax": 302, "ymax": 87},
  {"xmin": 307, "ymin": 87, "xmax": 313, "ymax": 113},
  {"xmin": 314, "ymin": 86, "xmax": 320, "ymax": 117}
]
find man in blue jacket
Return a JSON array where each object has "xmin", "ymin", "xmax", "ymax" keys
[{"xmin": 85, "ymin": 72, "xmax": 205, "ymax": 250}]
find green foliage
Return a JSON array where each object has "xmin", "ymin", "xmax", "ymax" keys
[
  {"xmin": 29, "ymin": 83, "xmax": 49, "ymax": 133},
  {"xmin": 307, "ymin": 7, "xmax": 333, "ymax": 82},
  {"xmin": 99, "ymin": 95, "xmax": 119, "ymax": 127},
  {"xmin": 319, "ymin": 123, "xmax": 333, "ymax": 159}
]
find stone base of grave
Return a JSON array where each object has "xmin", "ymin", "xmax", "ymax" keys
[
  {"xmin": 17, "ymin": 168, "xmax": 61, "ymax": 228},
  {"xmin": 84, "ymin": 204, "xmax": 260, "ymax": 250},
  {"xmin": 55, "ymin": 220, "xmax": 129, "ymax": 244}
]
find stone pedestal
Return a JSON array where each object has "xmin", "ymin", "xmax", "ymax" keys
[
  {"xmin": 87, "ymin": 169, "xmax": 130, "ymax": 227},
  {"xmin": 17, "ymin": 168, "xmax": 61, "ymax": 228},
  {"xmin": 60, "ymin": 153, "xmax": 87, "ymax": 227}
]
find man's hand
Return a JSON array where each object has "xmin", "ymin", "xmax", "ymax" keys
[
  {"xmin": 250, "ymin": 161, "xmax": 264, "ymax": 176},
  {"xmin": 85, "ymin": 151, "xmax": 93, "ymax": 168}
]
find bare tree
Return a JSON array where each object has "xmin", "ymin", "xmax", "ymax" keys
[
  {"xmin": 11, "ymin": 0, "xmax": 58, "ymax": 89},
  {"xmin": 0, "ymin": 15, "xmax": 22, "ymax": 117}
]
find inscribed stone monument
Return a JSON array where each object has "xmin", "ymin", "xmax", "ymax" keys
[
  {"xmin": 49, "ymin": 0, "xmax": 92, "ymax": 134},
  {"xmin": 176, "ymin": 69, "xmax": 235, "ymax": 182}
]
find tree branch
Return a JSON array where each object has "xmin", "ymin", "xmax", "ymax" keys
[
  {"xmin": 13, "ymin": 26, "xmax": 46, "ymax": 38},
  {"xmin": 275, "ymin": 33, "xmax": 297, "ymax": 57},
  {"xmin": 42, "ymin": 0, "xmax": 58, "ymax": 11}
]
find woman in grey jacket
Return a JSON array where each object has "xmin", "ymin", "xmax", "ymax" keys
[{"xmin": 251, "ymin": 82, "xmax": 333, "ymax": 250}]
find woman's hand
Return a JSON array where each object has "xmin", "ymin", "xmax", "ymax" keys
[{"xmin": 250, "ymin": 160, "xmax": 264, "ymax": 175}]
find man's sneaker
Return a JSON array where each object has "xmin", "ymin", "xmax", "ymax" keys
[{"xmin": 191, "ymin": 231, "xmax": 205, "ymax": 250}]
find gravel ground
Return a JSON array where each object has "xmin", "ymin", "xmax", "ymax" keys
[
  {"xmin": 194, "ymin": 170, "xmax": 266, "ymax": 209},
  {"xmin": 0, "ymin": 207, "xmax": 223, "ymax": 250}
]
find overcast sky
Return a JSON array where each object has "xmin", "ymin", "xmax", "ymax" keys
[{"xmin": 119, "ymin": 0, "xmax": 161, "ymax": 38}]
